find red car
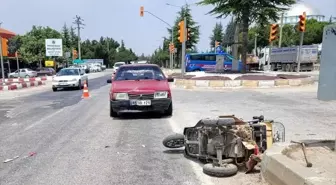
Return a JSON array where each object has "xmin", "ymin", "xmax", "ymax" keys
[{"xmin": 107, "ymin": 64, "xmax": 174, "ymax": 117}]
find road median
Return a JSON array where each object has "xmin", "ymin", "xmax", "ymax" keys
[{"xmin": 170, "ymin": 74, "xmax": 314, "ymax": 89}]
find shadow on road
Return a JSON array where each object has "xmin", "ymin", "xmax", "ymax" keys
[{"xmin": 113, "ymin": 112, "xmax": 172, "ymax": 120}]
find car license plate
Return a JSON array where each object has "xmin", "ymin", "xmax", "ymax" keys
[
  {"xmin": 130, "ymin": 100, "xmax": 151, "ymax": 106},
  {"xmin": 59, "ymin": 82, "xmax": 67, "ymax": 85}
]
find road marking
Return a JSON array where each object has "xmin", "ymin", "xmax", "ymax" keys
[
  {"xmin": 167, "ymin": 117, "xmax": 215, "ymax": 185},
  {"xmin": 24, "ymin": 108, "xmax": 64, "ymax": 131}
]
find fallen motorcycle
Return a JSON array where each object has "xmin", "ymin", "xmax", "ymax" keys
[{"xmin": 162, "ymin": 115, "xmax": 285, "ymax": 177}]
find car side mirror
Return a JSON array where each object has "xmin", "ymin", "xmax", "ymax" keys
[
  {"xmin": 167, "ymin": 78, "xmax": 174, "ymax": 82},
  {"xmin": 107, "ymin": 79, "xmax": 112, "ymax": 83}
]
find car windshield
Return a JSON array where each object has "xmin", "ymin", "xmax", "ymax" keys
[
  {"xmin": 57, "ymin": 69, "xmax": 79, "ymax": 76},
  {"xmin": 115, "ymin": 66, "xmax": 165, "ymax": 81}
]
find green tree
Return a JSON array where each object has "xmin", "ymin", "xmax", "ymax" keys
[
  {"xmin": 198, "ymin": 0, "xmax": 296, "ymax": 72},
  {"xmin": 18, "ymin": 26, "xmax": 62, "ymax": 63},
  {"xmin": 223, "ymin": 18, "xmax": 236, "ymax": 46},
  {"xmin": 7, "ymin": 35, "xmax": 23, "ymax": 55},
  {"xmin": 62, "ymin": 23, "xmax": 71, "ymax": 51},
  {"xmin": 210, "ymin": 22, "xmax": 224, "ymax": 49},
  {"xmin": 167, "ymin": 4, "xmax": 200, "ymax": 67},
  {"xmin": 69, "ymin": 26, "xmax": 78, "ymax": 50}
]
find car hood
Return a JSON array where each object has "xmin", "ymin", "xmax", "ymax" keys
[
  {"xmin": 53, "ymin": 76, "xmax": 80, "ymax": 81},
  {"xmin": 112, "ymin": 80, "xmax": 169, "ymax": 93}
]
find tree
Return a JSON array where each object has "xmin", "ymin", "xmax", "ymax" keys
[
  {"xmin": 210, "ymin": 22, "xmax": 224, "ymax": 49},
  {"xmin": 198, "ymin": 0, "xmax": 296, "ymax": 72},
  {"xmin": 69, "ymin": 26, "xmax": 78, "ymax": 50},
  {"xmin": 19, "ymin": 26, "xmax": 62, "ymax": 63},
  {"xmin": 167, "ymin": 4, "xmax": 200, "ymax": 67},
  {"xmin": 7, "ymin": 35, "xmax": 23, "ymax": 55},
  {"xmin": 62, "ymin": 23, "xmax": 71, "ymax": 52},
  {"xmin": 223, "ymin": 18, "xmax": 236, "ymax": 46}
]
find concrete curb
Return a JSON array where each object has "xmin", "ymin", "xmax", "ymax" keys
[
  {"xmin": 261, "ymin": 143, "xmax": 336, "ymax": 185},
  {"xmin": 0, "ymin": 76, "xmax": 48, "ymax": 83},
  {"xmin": 0, "ymin": 81, "xmax": 46, "ymax": 91},
  {"xmin": 173, "ymin": 76, "xmax": 314, "ymax": 89}
]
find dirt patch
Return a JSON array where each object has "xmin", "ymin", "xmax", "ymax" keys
[
  {"xmin": 286, "ymin": 141, "xmax": 336, "ymax": 180},
  {"xmin": 235, "ymin": 75, "xmax": 279, "ymax": 80},
  {"xmin": 191, "ymin": 76, "xmax": 232, "ymax": 80}
]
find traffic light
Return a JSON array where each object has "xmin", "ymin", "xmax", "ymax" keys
[
  {"xmin": 72, "ymin": 49, "xmax": 78, "ymax": 59},
  {"xmin": 140, "ymin": 6, "xmax": 144, "ymax": 17},
  {"xmin": 178, "ymin": 20, "xmax": 185, "ymax": 43},
  {"xmin": 215, "ymin": 41, "xmax": 220, "ymax": 48},
  {"xmin": 1, "ymin": 38, "xmax": 8, "ymax": 57},
  {"xmin": 186, "ymin": 28, "xmax": 191, "ymax": 40},
  {"xmin": 169, "ymin": 43, "xmax": 174, "ymax": 53},
  {"xmin": 269, "ymin": 24, "xmax": 279, "ymax": 43},
  {"xmin": 298, "ymin": 12, "xmax": 306, "ymax": 32}
]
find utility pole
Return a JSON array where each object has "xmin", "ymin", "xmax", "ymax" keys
[
  {"xmin": 0, "ymin": 22, "xmax": 5, "ymax": 81},
  {"xmin": 279, "ymin": 12, "xmax": 284, "ymax": 48},
  {"xmin": 73, "ymin": 15, "xmax": 85, "ymax": 60},
  {"xmin": 181, "ymin": 16, "xmax": 187, "ymax": 76}
]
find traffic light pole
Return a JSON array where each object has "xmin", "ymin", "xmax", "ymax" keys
[
  {"xmin": 268, "ymin": 42, "xmax": 273, "ymax": 71},
  {"xmin": 181, "ymin": 16, "xmax": 187, "ymax": 76},
  {"xmin": 297, "ymin": 31, "xmax": 304, "ymax": 73}
]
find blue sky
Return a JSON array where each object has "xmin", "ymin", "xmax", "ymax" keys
[{"xmin": 1, "ymin": 0, "xmax": 335, "ymax": 55}]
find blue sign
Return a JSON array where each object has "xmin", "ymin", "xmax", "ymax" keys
[{"xmin": 216, "ymin": 46, "xmax": 224, "ymax": 53}]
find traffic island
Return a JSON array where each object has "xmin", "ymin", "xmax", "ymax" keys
[
  {"xmin": 261, "ymin": 140, "xmax": 336, "ymax": 185},
  {"xmin": 0, "ymin": 76, "xmax": 48, "ymax": 83},
  {"xmin": 169, "ymin": 74, "xmax": 314, "ymax": 89},
  {"xmin": 0, "ymin": 81, "xmax": 46, "ymax": 91}
]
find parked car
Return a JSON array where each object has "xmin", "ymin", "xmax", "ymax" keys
[
  {"xmin": 52, "ymin": 68, "xmax": 88, "ymax": 91},
  {"xmin": 106, "ymin": 64, "xmax": 174, "ymax": 117},
  {"xmin": 8, "ymin": 68, "xmax": 37, "ymax": 78},
  {"xmin": 36, "ymin": 67, "xmax": 56, "ymax": 76}
]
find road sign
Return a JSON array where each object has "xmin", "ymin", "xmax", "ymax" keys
[
  {"xmin": 45, "ymin": 39, "xmax": 63, "ymax": 57},
  {"xmin": 45, "ymin": 60, "xmax": 54, "ymax": 67}
]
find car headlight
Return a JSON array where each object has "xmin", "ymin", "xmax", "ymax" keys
[
  {"xmin": 113, "ymin": 93, "xmax": 129, "ymax": 100},
  {"xmin": 154, "ymin": 91, "xmax": 168, "ymax": 99},
  {"xmin": 70, "ymin": 78, "xmax": 77, "ymax": 81}
]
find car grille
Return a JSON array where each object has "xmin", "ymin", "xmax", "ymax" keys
[
  {"xmin": 128, "ymin": 93, "xmax": 154, "ymax": 100},
  {"xmin": 58, "ymin": 80, "xmax": 68, "ymax": 82}
]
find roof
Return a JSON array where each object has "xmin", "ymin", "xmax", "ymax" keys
[
  {"xmin": 120, "ymin": 63, "xmax": 159, "ymax": 68},
  {"xmin": 0, "ymin": 28, "xmax": 16, "ymax": 39}
]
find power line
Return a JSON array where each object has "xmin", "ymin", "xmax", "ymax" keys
[{"xmin": 73, "ymin": 15, "xmax": 85, "ymax": 60}]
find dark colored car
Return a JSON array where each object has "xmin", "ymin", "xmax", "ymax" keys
[
  {"xmin": 107, "ymin": 64, "xmax": 174, "ymax": 117},
  {"xmin": 36, "ymin": 67, "xmax": 56, "ymax": 76}
]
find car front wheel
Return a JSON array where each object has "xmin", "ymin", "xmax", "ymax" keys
[
  {"xmin": 110, "ymin": 102, "xmax": 118, "ymax": 117},
  {"xmin": 164, "ymin": 103, "xmax": 173, "ymax": 117}
]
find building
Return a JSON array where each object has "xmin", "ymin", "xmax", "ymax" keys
[{"xmin": 277, "ymin": 2, "xmax": 326, "ymax": 25}]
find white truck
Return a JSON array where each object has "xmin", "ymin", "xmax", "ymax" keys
[{"xmin": 258, "ymin": 45, "xmax": 318, "ymax": 72}]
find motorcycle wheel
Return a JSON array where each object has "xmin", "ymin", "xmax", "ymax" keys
[
  {"xmin": 203, "ymin": 163, "xmax": 238, "ymax": 177},
  {"xmin": 162, "ymin": 134, "xmax": 184, "ymax": 148}
]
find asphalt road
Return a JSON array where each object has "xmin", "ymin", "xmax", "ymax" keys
[{"xmin": 1, "ymin": 78, "xmax": 335, "ymax": 185}]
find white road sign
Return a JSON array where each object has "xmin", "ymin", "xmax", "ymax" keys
[{"xmin": 45, "ymin": 39, "xmax": 63, "ymax": 57}]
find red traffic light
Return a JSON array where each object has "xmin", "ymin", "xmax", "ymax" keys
[{"xmin": 298, "ymin": 12, "xmax": 306, "ymax": 32}]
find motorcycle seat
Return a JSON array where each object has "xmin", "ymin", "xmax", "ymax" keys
[{"xmin": 201, "ymin": 118, "xmax": 236, "ymax": 126}]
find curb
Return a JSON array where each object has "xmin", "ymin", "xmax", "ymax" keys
[
  {"xmin": 0, "ymin": 81, "xmax": 46, "ymax": 91},
  {"xmin": 0, "ymin": 76, "xmax": 48, "ymax": 83},
  {"xmin": 261, "ymin": 143, "xmax": 336, "ymax": 185},
  {"xmin": 172, "ymin": 77, "xmax": 315, "ymax": 89}
]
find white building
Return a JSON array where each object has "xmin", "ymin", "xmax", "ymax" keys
[{"xmin": 277, "ymin": 2, "xmax": 326, "ymax": 25}]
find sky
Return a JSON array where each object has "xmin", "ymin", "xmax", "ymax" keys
[{"xmin": 0, "ymin": 0, "xmax": 335, "ymax": 56}]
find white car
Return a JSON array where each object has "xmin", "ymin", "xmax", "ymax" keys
[
  {"xmin": 52, "ymin": 68, "xmax": 88, "ymax": 92},
  {"xmin": 113, "ymin": 62, "xmax": 125, "ymax": 73}
]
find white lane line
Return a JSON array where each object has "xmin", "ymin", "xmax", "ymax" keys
[
  {"xmin": 24, "ymin": 108, "xmax": 64, "ymax": 131},
  {"xmin": 167, "ymin": 117, "xmax": 215, "ymax": 185}
]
